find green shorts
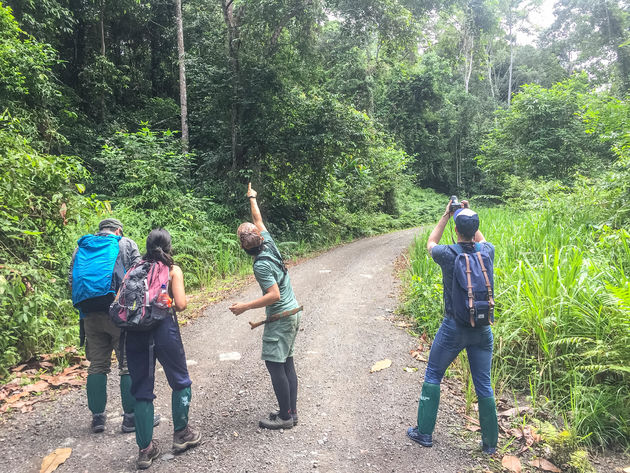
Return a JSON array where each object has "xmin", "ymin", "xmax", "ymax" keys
[{"xmin": 261, "ymin": 311, "xmax": 301, "ymax": 363}]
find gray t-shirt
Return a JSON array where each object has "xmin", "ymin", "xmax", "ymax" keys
[
  {"xmin": 430, "ymin": 242, "xmax": 495, "ymax": 318},
  {"xmin": 253, "ymin": 231, "xmax": 298, "ymax": 317}
]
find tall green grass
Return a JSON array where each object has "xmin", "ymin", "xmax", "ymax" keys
[{"xmin": 403, "ymin": 203, "xmax": 630, "ymax": 447}]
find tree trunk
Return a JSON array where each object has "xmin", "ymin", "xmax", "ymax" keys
[
  {"xmin": 221, "ymin": 0, "xmax": 243, "ymax": 170},
  {"xmin": 507, "ymin": 7, "xmax": 514, "ymax": 106},
  {"xmin": 99, "ymin": 0, "xmax": 106, "ymax": 122},
  {"xmin": 485, "ymin": 43, "xmax": 495, "ymax": 100},
  {"xmin": 464, "ymin": 35, "xmax": 474, "ymax": 93},
  {"xmin": 175, "ymin": 0, "xmax": 189, "ymax": 153}
]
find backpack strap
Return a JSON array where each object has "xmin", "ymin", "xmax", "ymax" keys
[
  {"xmin": 463, "ymin": 253, "xmax": 476, "ymax": 328},
  {"xmin": 475, "ymin": 251, "xmax": 495, "ymax": 324}
]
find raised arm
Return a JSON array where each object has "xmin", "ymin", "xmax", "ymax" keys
[
  {"xmin": 427, "ymin": 200, "xmax": 452, "ymax": 253},
  {"xmin": 247, "ymin": 183, "xmax": 267, "ymax": 233}
]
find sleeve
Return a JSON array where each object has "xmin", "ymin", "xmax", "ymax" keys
[
  {"xmin": 482, "ymin": 242, "xmax": 495, "ymax": 262},
  {"xmin": 68, "ymin": 247, "xmax": 78, "ymax": 287},
  {"xmin": 430, "ymin": 245, "xmax": 450, "ymax": 266},
  {"xmin": 253, "ymin": 260, "xmax": 278, "ymax": 291},
  {"xmin": 261, "ymin": 231, "xmax": 274, "ymax": 246},
  {"xmin": 121, "ymin": 238, "xmax": 142, "ymax": 269}
]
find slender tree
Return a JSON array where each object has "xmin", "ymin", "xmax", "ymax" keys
[{"xmin": 175, "ymin": 0, "xmax": 189, "ymax": 152}]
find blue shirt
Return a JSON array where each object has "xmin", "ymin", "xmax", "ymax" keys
[{"xmin": 430, "ymin": 242, "xmax": 495, "ymax": 318}]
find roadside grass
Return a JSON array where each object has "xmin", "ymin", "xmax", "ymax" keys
[{"xmin": 401, "ymin": 203, "xmax": 630, "ymax": 449}]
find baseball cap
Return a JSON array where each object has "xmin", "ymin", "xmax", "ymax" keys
[
  {"xmin": 237, "ymin": 222, "xmax": 264, "ymax": 250},
  {"xmin": 99, "ymin": 218, "xmax": 123, "ymax": 231},
  {"xmin": 453, "ymin": 208, "xmax": 479, "ymax": 234}
]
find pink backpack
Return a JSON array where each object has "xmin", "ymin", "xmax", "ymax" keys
[{"xmin": 109, "ymin": 260, "xmax": 172, "ymax": 330}]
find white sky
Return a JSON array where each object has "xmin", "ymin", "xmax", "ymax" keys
[{"xmin": 517, "ymin": 0, "xmax": 557, "ymax": 45}]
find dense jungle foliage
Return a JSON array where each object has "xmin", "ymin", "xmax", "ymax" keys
[{"xmin": 0, "ymin": 0, "xmax": 628, "ymax": 448}]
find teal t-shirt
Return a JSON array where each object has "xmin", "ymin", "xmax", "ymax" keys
[{"xmin": 253, "ymin": 231, "xmax": 299, "ymax": 317}]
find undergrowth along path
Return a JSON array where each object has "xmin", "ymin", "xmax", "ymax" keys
[{"xmin": 0, "ymin": 228, "xmax": 484, "ymax": 473}]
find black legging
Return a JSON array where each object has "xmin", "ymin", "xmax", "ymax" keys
[{"xmin": 265, "ymin": 357, "xmax": 298, "ymax": 421}]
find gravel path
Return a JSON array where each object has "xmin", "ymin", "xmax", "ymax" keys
[{"xmin": 0, "ymin": 229, "xmax": 489, "ymax": 473}]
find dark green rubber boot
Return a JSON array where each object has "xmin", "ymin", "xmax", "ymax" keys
[
  {"xmin": 86, "ymin": 373, "xmax": 107, "ymax": 414},
  {"xmin": 417, "ymin": 382, "xmax": 441, "ymax": 435},
  {"xmin": 134, "ymin": 401, "xmax": 155, "ymax": 450},
  {"xmin": 478, "ymin": 396, "xmax": 498, "ymax": 454},
  {"xmin": 120, "ymin": 374, "xmax": 135, "ymax": 414},
  {"xmin": 172, "ymin": 387, "xmax": 192, "ymax": 432}
]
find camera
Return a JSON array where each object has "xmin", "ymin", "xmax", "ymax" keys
[{"xmin": 449, "ymin": 195, "xmax": 460, "ymax": 214}]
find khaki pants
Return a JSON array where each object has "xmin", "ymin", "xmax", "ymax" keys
[{"xmin": 83, "ymin": 312, "xmax": 128, "ymax": 376}]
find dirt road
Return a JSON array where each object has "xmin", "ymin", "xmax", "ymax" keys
[{"xmin": 0, "ymin": 229, "xmax": 486, "ymax": 472}]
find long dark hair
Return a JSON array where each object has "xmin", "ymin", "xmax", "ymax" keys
[{"xmin": 144, "ymin": 228, "xmax": 174, "ymax": 267}]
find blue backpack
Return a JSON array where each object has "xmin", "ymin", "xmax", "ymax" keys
[
  {"xmin": 450, "ymin": 244, "xmax": 495, "ymax": 327},
  {"xmin": 71, "ymin": 234, "xmax": 124, "ymax": 316}
]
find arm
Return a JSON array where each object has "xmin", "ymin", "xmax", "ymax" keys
[
  {"xmin": 247, "ymin": 183, "xmax": 267, "ymax": 233},
  {"xmin": 123, "ymin": 238, "xmax": 142, "ymax": 268},
  {"xmin": 229, "ymin": 283, "xmax": 280, "ymax": 316},
  {"xmin": 68, "ymin": 247, "xmax": 78, "ymax": 287},
  {"xmin": 170, "ymin": 265, "xmax": 187, "ymax": 311},
  {"xmin": 427, "ymin": 200, "xmax": 453, "ymax": 253}
]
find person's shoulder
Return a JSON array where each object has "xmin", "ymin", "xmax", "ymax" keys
[
  {"xmin": 170, "ymin": 264, "xmax": 183, "ymax": 277},
  {"xmin": 481, "ymin": 241, "xmax": 495, "ymax": 252},
  {"xmin": 253, "ymin": 257, "xmax": 273, "ymax": 270},
  {"xmin": 261, "ymin": 230, "xmax": 274, "ymax": 242},
  {"xmin": 120, "ymin": 236, "xmax": 139, "ymax": 245},
  {"xmin": 431, "ymin": 244, "xmax": 453, "ymax": 257}
]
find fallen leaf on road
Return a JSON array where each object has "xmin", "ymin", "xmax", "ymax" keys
[
  {"xmin": 465, "ymin": 424, "xmax": 481, "ymax": 432},
  {"xmin": 22, "ymin": 380, "xmax": 50, "ymax": 394},
  {"xmin": 462, "ymin": 414, "xmax": 480, "ymax": 425},
  {"xmin": 409, "ymin": 347, "xmax": 428, "ymax": 362},
  {"xmin": 370, "ymin": 359, "xmax": 392, "ymax": 373},
  {"xmin": 529, "ymin": 458, "xmax": 561, "ymax": 472},
  {"xmin": 40, "ymin": 448, "xmax": 72, "ymax": 473},
  {"xmin": 403, "ymin": 367, "xmax": 418, "ymax": 373},
  {"xmin": 498, "ymin": 407, "xmax": 532, "ymax": 418},
  {"xmin": 502, "ymin": 455, "xmax": 522, "ymax": 473}
]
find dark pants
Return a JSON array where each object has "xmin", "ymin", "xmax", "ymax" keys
[
  {"xmin": 425, "ymin": 317, "xmax": 494, "ymax": 398},
  {"xmin": 265, "ymin": 356, "xmax": 298, "ymax": 420},
  {"xmin": 126, "ymin": 315, "xmax": 192, "ymax": 401}
]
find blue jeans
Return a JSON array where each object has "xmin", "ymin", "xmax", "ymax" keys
[{"xmin": 424, "ymin": 317, "xmax": 494, "ymax": 399}]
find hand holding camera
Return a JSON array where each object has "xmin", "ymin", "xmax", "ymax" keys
[{"xmin": 447, "ymin": 195, "xmax": 470, "ymax": 215}]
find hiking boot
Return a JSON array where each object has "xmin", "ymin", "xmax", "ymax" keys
[
  {"xmin": 172, "ymin": 425, "xmax": 201, "ymax": 453},
  {"xmin": 269, "ymin": 409, "xmax": 298, "ymax": 426},
  {"xmin": 259, "ymin": 415, "xmax": 293, "ymax": 430},
  {"xmin": 91, "ymin": 413, "xmax": 106, "ymax": 433},
  {"xmin": 121, "ymin": 413, "xmax": 162, "ymax": 433},
  {"xmin": 137, "ymin": 440, "xmax": 160, "ymax": 470},
  {"xmin": 407, "ymin": 426, "xmax": 433, "ymax": 447}
]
